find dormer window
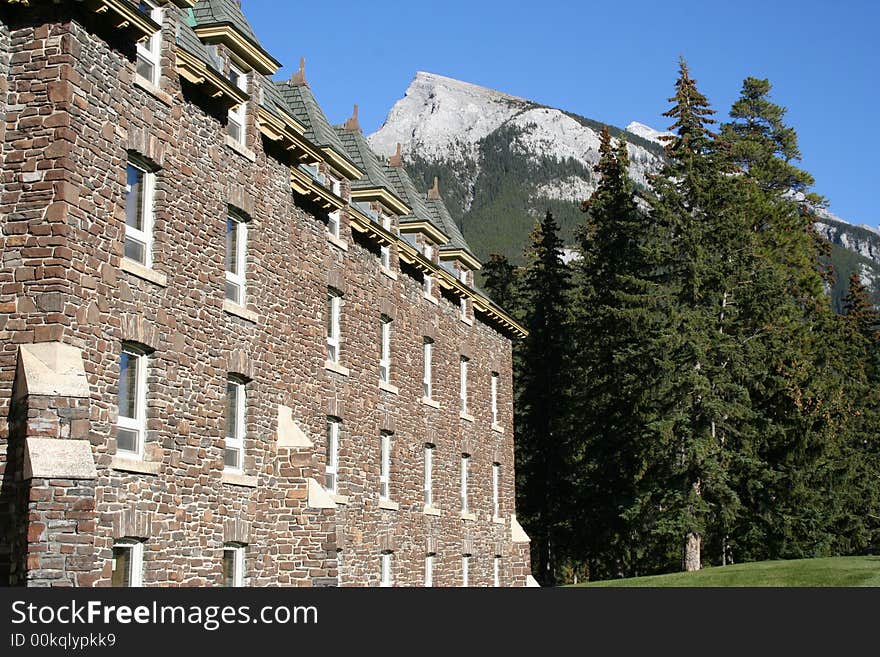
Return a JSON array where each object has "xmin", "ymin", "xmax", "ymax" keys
[
  {"xmin": 135, "ymin": 1, "xmax": 162, "ymax": 86},
  {"xmin": 227, "ymin": 63, "xmax": 248, "ymax": 145},
  {"xmin": 379, "ymin": 212, "xmax": 392, "ymax": 270},
  {"xmin": 327, "ymin": 172, "xmax": 342, "ymax": 238}
]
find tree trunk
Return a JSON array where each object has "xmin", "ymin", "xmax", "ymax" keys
[{"xmin": 683, "ymin": 532, "xmax": 701, "ymax": 571}]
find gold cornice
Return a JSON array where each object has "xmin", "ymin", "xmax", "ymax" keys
[
  {"xmin": 192, "ymin": 24, "xmax": 280, "ymax": 75},
  {"xmin": 165, "ymin": 0, "xmax": 196, "ymax": 7},
  {"xmin": 398, "ymin": 220, "xmax": 449, "ymax": 247},
  {"xmin": 83, "ymin": 0, "xmax": 161, "ymax": 40},
  {"xmin": 290, "ymin": 167, "xmax": 346, "ymax": 211},
  {"xmin": 440, "ymin": 248, "xmax": 482, "ymax": 271},
  {"xmin": 175, "ymin": 47, "xmax": 248, "ymax": 109},
  {"xmin": 321, "ymin": 147, "xmax": 363, "ymax": 182},
  {"xmin": 348, "ymin": 207, "xmax": 395, "ymax": 246},
  {"xmin": 349, "ymin": 188, "xmax": 410, "ymax": 217},
  {"xmin": 256, "ymin": 107, "xmax": 325, "ymax": 165}
]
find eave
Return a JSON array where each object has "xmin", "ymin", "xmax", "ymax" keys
[
  {"xmin": 257, "ymin": 107, "xmax": 325, "ymax": 165},
  {"xmin": 398, "ymin": 219, "xmax": 449, "ymax": 247},
  {"xmin": 290, "ymin": 167, "xmax": 346, "ymax": 211},
  {"xmin": 166, "ymin": 0, "xmax": 196, "ymax": 7},
  {"xmin": 83, "ymin": 0, "xmax": 161, "ymax": 41},
  {"xmin": 321, "ymin": 147, "xmax": 363, "ymax": 182},
  {"xmin": 472, "ymin": 296, "xmax": 528, "ymax": 339},
  {"xmin": 349, "ymin": 206, "xmax": 395, "ymax": 246},
  {"xmin": 192, "ymin": 24, "xmax": 280, "ymax": 75},
  {"xmin": 350, "ymin": 187, "xmax": 411, "ymax": 217},
  {"xmin": 440, "ymin": 248, "xmax": 482, "ymax": 271},
  {"xmin": 175, "ymin": 47, "xmax": 248, "ymax": 110}
]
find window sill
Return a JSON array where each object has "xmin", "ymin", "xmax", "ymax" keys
[
  {"xmin": 120, "ymin": 257, "xmax": 168, "ymax": 287},
  {"xmin": 460, "ymin": 315, "xmax": 473, "ymax": 326},
  {"xmin": 420, "ymin": 396, "xmax": 440, "ymax": 409},
  {"xmin": 379, "ymin": 381, "xmax": 399, "ymax": 395},
  {"xmin": 332, "ymin": 493, "xmax": 350, "ymax": 506},
  {"xmin": 491, "ymin": 423, "xmax": 505, "ymax": 434},
  {"xmin": 324, "ymin": 360, "xmax": 350, "ymax": 377},
  {"xmin": 423, "ymin": 293, "xmax": 439, "ymax": 305},
  {"xmin": 327, "ymin": 234, "xmax": 349, "ymax": 252},
  {"xmin": 378, "ymin": 499, "xmax": 399, "ymax": 511},
  {"xmin": 110, "ymin": 456, "xmax": 160, "ymax": 476},
  {"xmin": 459, "ymin": 412, "xmax": 475, "ymax": 423},
  {"xmin": 224, "ymin": 134, "xmax": 256, "ymax": 162},
  {"xmin": 493, "ymin": 515, "xmax": 506, "ymax": 525},
  {"xmin": 380, "ymin": 266, "xmax": 398, "ymax": 281},
  {"xmin": 134, "ymin": 74, "xmax": 172, "ymax": 106},
  {"xmin": 460, "ymin": 511, "xmax": 476, "ymax": 522},
  {"xmin": 423, "ymin": 505, "xmax": 441, "ymax": 517},
  {"xmin": 221, "ymin": 471, "xmax": 258, "ymax": 488},
  {"xmin": 223, "ymin": 299, "xmax": 258, "ymax": 323}
]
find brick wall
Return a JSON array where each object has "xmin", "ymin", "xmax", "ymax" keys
[{"xmin": 0, "ymin": 2, "xmax": 531, "ymax": 587}]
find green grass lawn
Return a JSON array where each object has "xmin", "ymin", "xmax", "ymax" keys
[{"xmin": 571, "ymin": 556, "xmax": 880, "ymax": 587}]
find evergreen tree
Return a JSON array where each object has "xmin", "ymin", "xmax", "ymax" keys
[
  {"xmin": 516, "ymin": 211, "xmax": 574, "ymax": 585},
  {"xmin": 481, "ymin": 253, "xmax": 522, "ymax": 320}
]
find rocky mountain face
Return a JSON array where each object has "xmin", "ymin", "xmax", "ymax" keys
[{"xmin": 368, "ymin": 72, "xmax": 880, "ymax": 306}]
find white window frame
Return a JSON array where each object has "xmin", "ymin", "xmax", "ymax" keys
[
  {"xmin": 424, "ymin": 443, "xmax": 434, "ymax": 507},
  {"xmin": 461, "ymin": 453, "xmax": 470, "ymax": 514},
  {"xmin": 379, "ymin": 316, "xmax": 392, "ymax": 384},
  {"xmin": 462, "ymin": 554, "xmax": 470, "ymax": 587},
  {"xmin": 459, "ymin": 268, "xmax": 469, "ymax": 319},
  {"xmin": 124, "ymin": 158, "xmax": 155, "ymax": 267},
  {"xmin": 327, "ymin": 173, "xmax": 342, "ymax": 238},
  {"xmin": 380, "ymin": 552, "xmax": 393, "ymax": 587},
  {"xmin": 425, "ymin": 554, "xmax": 435, "ymax": 587},
  {"xmin": 492, "ymin": 462, "xmax": 500, "ymax": 518},
  {"xmin": 112, "ymin": 538, "xmax": 144, "ymax": 588},
  {"xmin": 135, "ymin": 1, "xmax": 162, "ymax": 86},
  {"xmin": 223, "ymin": 544, "xmax": 245, "ymax": 587},
  {"xmin": 117, "ymin": 344, "xmax": 147, "ymax": 459},
  {"xmin": 225, "ymin": 377, "xmax": 246, "ymax": 473},
  {"xmin": 325, "ymin": 418, "xmax": 339, "ymax": 493},
  {"xmin": 424, "ymin": 271, "xmax": 434, "ymax": 298},
  {"xmin": 460, "ymin": 356, "xmax": 469, "ymax": 415},
  {"xmin": 494, "ymin": 556, "xmax": 501, "ymax": 588},
  {"xmin": 491, "ymin": 372, "xmax": 499, "ymax": 425},
  {"xmin": 379, "ymin": 432, "xmax": 391, "ymax": 501},
  {"xmin": 327, "ymin": 289, "xmax": 341, "ymax": 363},
  {"xmin": 227, "ymin": 62, "xmax": 248, "ymax": 145},
  {"xmin": 225, "ymin": 212, "xmax": 247, "ymax": 306},
  {"xmin": 423, "ymin": 338, "xmax": 433, "ymax": 399},
  {"xmin": 379, "ymin": 212, "xmax": 392, "ymax": 269}
]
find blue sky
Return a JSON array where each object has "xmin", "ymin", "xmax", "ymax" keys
[{"xmin": 245, "ymin": 0, "xmax": 879, "ymax": 228}]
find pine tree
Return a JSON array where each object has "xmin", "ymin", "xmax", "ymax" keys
[
  {"xmin": 481, "ymin": 253, "xmax": 521, "ymax": 320},
  {"xmin": 516, "ymin": 211, "xmax": 574, "ymax": 585}
]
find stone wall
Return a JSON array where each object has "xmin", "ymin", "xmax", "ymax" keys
[{"xmin": 0, "ymin": 2, "xmax": 530, "ymax": 587}]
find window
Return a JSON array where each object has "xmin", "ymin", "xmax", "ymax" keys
[
  {"xmin": 461, "ymin": 453, "xmax": 470, "ymax": 514},
  {"xmin": 379, "ymin": 432, "xmax": 391, "ymax": 501},
  {"xmin": 423, "ymin": 338, "xmax": 433, "ymax": 399},
  {"xmin": 460, "ymin": 356, "xmax": 469, "ymax": 415},
  {"xmin": 223, "ymin": 544, "xmax": 245, "ymax": 587},
  {"xmin": 227, "ymin": 63, "xmax": 247, "ymax": 144},
  {"xmin": 492, "ymin": 462, "xmax": 500, "ymax": 518},
  {"xmin": 225, "ymin": 211, "xmax": 247, "ymax": 305},
  {"xmin": 325, "ymin": 418, "xmax": 339, "ymax": 493},
  {"xmin": 423, "ymin": 243, "xmax": 434, "ymax": 297},
  {"xmin": 379, "ymin": 316, "xmax": 392, "ymax": 384},
  {"xmin": 112, "ymin": 539, "xmax": 144, "ymax": 587},
  {"xmin": 327, "ymin": 173, "xmax": 341, "ymax": 238},
  {"xmin": 424, "ymin": 444, "xmax": 434, "ymax": 506},
  {"xmin": 124, "ymin": 158, "xmax": 155, "ymax": 266},
  {"xmin": 327, "ymin": 289, "xmax": 341, "ymax": 363},
  {"xmin": 117, "ymin": 344, "xmax": 147, "ymax": 457},
  {"xmin": 380, "ymin": 551, "xmax": 393, "ymax": 587},
  {"xmin": 425, "ymin": 553, "xmax": 435, "ymax": 587},
  {"xmin": 135, "ymin": 1, "xmax": 162, "ymax": 86},
  {"xmin": 491, "ymin": 372, "xmax": 499, "ymax": 425},
  {"xmin": 462, "ymin": 554, "xmax": 470, "ymax": 587},
  {"xmin": 459, "ymin": 268, "xmax": 469, "ymax": 320},
  {"xmin": 494, "ymin": 556, "xmax": 501, "ymax": 587},
  {"xmin": 225, "ymin": 377, "xmax": 246, "ymax": 472},
  {"xmin": 380, "ymin": 213, "xmax": 392, "ymax": 269}
]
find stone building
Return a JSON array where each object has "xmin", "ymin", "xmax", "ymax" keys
[{"xmin": 0, "ymin": 0, "xmax": 535, "ymax": 586}]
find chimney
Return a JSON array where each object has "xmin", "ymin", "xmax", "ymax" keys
[
  {"xmin": 342, "ymin": 104, "xmax": 361, "ymax": 132},
  {"xmin": 389, "ymin": 143, "xmax": 403, "ymax": 167},
  {"xmin": 427, "ymin": 176, "xmax": 441, "ymax": 200},
  {"xmin": 290, "ymin": 57, "xmax": 307, "ymax": 86}
]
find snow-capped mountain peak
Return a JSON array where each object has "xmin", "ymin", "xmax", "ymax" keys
[{"xmin": 626, "ymin": 121, "xmax": 673, "ymax": 145}]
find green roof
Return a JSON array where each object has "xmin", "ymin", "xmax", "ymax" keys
[
  {"xmin": 334, "ymin": 128, "xmax": 396, "ymax": 192},
  {"xmin": 175, "ymin": 21, "xmax": 224, "ymax": 74},
  {"xmin": 426, "ymin": 196, "xmax": 475, "ymax": 256},
  {"xmin": 192, "ymin": 0, "xmax": 261, "ymax": 45},
  {"xmin": 384, "ymin": 165, "xmax": 436, "ymax": 226},
  {"xmin": 278, "ymin": 82, "xmax": 352, "ymax": 166}
]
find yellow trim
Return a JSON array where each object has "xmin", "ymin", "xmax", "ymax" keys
[
  {"xmin": 398, "ymin": 220, "xmax": 449, "ymax": 246},
  {"xmin": 321, "ymin": 147, "xmax": 363, "ymax": 182},
  {"xmin": 175, "ymin": 47, "xmax": 248, "ymax": 109},
  {"xmin": 84, "ymin": 0, "xmax": 161, "ymax": 40},
  {"xmin": 290, "ymin": 167, "xmax": 346, "ymax": 211},
  {"xmin": 192, "ymin": 25, "xmax": 280, "ymax": 75},
  {"xmin": 350, "ymin": 188, "xmax": 411, "ymax": 217},
  {"xmin": 348, "ymin": 207, "xmax": 396, "ymax": 246},
  {"xmin": 165, "ymin": 0, "xmax": 196, "ymax": 7},
  {"xmin": 440, "ymin": 248, "xmax": 482, "ymax": 271},
  {"xmin": 257, "ymin": 107, "xmax": 325, "ymax": 165}
]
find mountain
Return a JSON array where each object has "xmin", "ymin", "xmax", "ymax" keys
[{"xmin": 368, "ymin": 72, "xmax": 880, "ymax": 307}]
